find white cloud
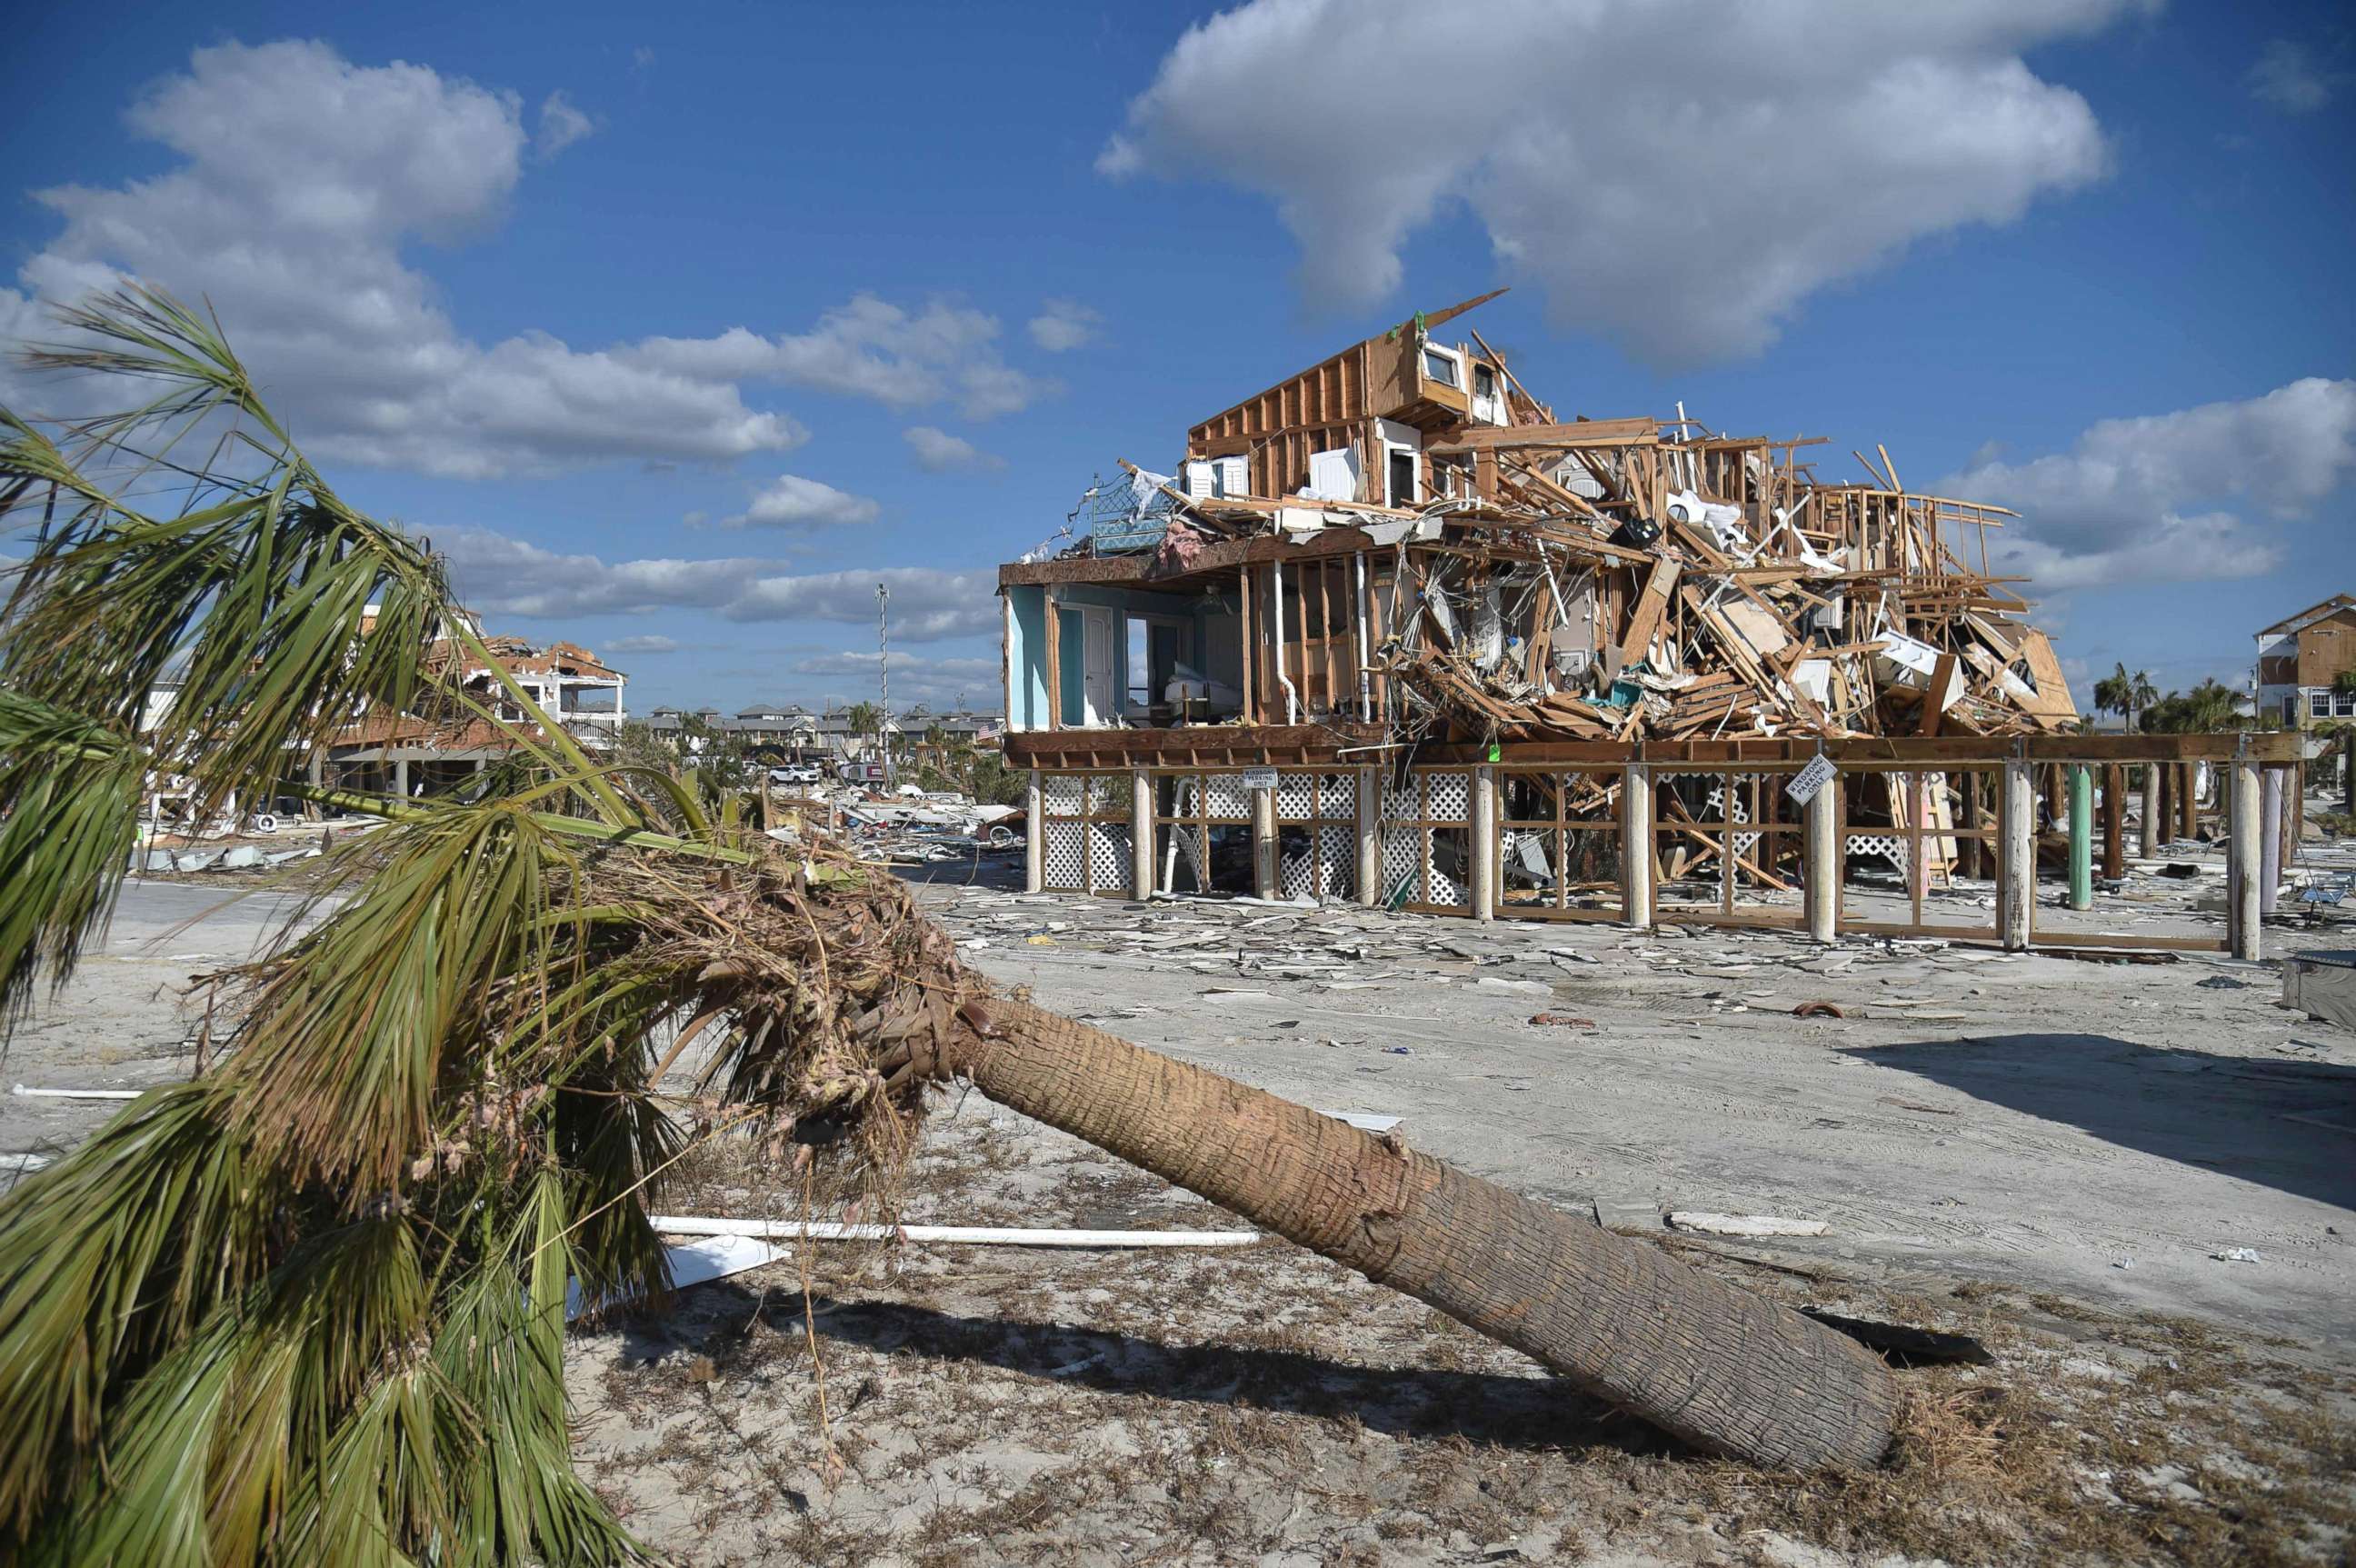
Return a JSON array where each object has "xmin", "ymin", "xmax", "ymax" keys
[
  {"xmin": 786, "ymin": 649, "xmax": 1002, "ymax": 708},
  {"xmin": 1941, "ymin": 377, "xmax": 2356, "ymax": 592},
  {"xmin": 0, "ymin": 41, "xmax": 1051, "ymax": 480},
  {"xmin": 903, "ymin": 424, "xmax": 1004, "ymax": 472},
  {"xmin": 604, "ymin": 633, "xmax": 679, "ymax": 654},
  {"xmin": 535, "ymin": 90, "xmax": 596, "ymax": 158},
  {"xmin": 2249, "ymin": 40, "xmax": 2333, "ymax": 113},
  {"xmin": 1102, "ymin": 0, "xmax": 2151, "ymax": 364},
  {"xmin": 1027, "ymin": 297, "xmax": 1101, "ymax": 352},
  {"xmin": 438, "ymin": 527, "xmax": 997, "ymax": 639},
  {"xmin": 726, "ymin": 474, "xmax": 881, "ymax": 529},
  {"xmin": 625, "ymin": 295, "xmax": 1057, "ymax": 419}
]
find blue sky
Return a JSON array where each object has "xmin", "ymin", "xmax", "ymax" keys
[{"xmin": 2, "ymin": 1, "xmax": 2351, "ymax": 714}]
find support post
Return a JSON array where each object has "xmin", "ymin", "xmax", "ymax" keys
[
  {"xmin": 2066, "ymin": 764, "xmax": 2092, "ymax": 912},
  {"xmin": 2101, "ymin": 764, "xmax": 2124, "ymax": 881},
  {"xmin": 1803, "ymin": 774, "xmax": 1839, "ymax": 944},
  {"xmin": 1621, "ymin": 760, "xmax": 1653, "ymax": 929},
  {"xmin": 2179, "ymin": 762, "xmax": 2198, "ymax": 840},
  {"xmin": 1999, "ymin": 756, "xmax": 2033, "ymax": 952},
  {"xmin": 1130, "ymin": 768, "xmax": 1154, "ymax": 899},
  {"xmin": 1471, "ymin": 765, "xmax": 1497, "ymax": 922},
  {"xmin": 2261, "ymin": 765, "xmax": 2284, "ymax": 914},
  {"xmin": 1356, "ymin": 769, "xmax": 1380, "ymax": 907},
  {"xmin": 2139, "ymin": 763, "xmax": 2161, "ymax": 859},
  {"xmin": 393, "ymin": 756, "xmax": 411, "ymax": 800},
  {"xmin": 2230, "ymin": 755, "xmax": 2262, "ymax": 961},
  {"xmin": 1023, "ymin": 769, "xmax": 1044, "ymax": 894},
  {"xmin": 1954, "ymin": 773, "xmax": 1979, "ymax": 879},
  {"xmin": 304, "ymin": 746, "xmax": 324, "ymax": 822},
  {"xmin": 1251, "ymin": 782, "xmax": 1278, "ymax": 901}
]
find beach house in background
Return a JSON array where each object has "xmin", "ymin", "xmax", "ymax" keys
[
  {"xmin": 2255, "ymin": 594, "xmax": 2356, "ymax": 729},
  {"xmin": 313, "ymin": 624, "xmax": 628, "ymax": 797}
]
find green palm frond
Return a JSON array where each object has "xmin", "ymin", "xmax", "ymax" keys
[{"xmin": 0, "ymin": 289, "xmax": 945, "ymax": 1563}]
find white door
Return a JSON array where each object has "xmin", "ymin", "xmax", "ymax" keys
[{"xmin": 1081, "ymin": 608, "xmax": 1115, "ymax": 726}]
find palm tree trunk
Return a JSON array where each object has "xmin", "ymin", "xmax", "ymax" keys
[{"xmin": 944, "ymin": 998, "xmax": 1899, "ymax": 1470}]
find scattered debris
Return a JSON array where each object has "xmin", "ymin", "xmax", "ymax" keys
[
  {"xmin": 1668, "ymin": 1213, "xmax": 1831, "ymax": 1238},
  {"xmin": 2211, "ymin": 1247, "xmax": 2263, "ymax": 1263},
  {"xmin": 648, "ymin": 1217, "xmax": 1262, "ymax": 1248},
  {"xmin": 1529, "ymin": 1012, "xmax": 1598, "ymax": 1028},
  {"xmin": 1792, "ymin": 1001, "xmax": 1846, "ymax": 1019}
]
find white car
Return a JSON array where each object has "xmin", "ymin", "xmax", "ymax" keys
[{"xmin": 768, "ymin": 764, "xmax": 822, "ymax": 785}]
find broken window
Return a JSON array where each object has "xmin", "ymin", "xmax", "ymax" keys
[{"xmin": 1386, "ymin": 448, "xmax": 1417, "ymax": 508}]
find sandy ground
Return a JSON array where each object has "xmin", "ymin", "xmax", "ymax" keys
[{"xmin": 5, "ymin": 857, "xmax": 2354, "ymax": 1563}]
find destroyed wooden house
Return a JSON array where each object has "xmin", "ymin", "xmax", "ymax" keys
[
  {"xmin": 999, "ymin": 293, "xmax": 2296, "ymax": 955},
  {"xmin": 307, "ymin": 625, "xmax": 629, "ymax": 798}
]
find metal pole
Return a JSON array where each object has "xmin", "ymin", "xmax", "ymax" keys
[
  {"xmin": 1356, "ymin": 769, "xmax": 1381, "ymax": 907},
  {"xmin": 877, "ymin": 584, "xmax": 892, "ymax": 789},
  {"xmin": 2067, "ymin": 764, "xmax": 2092, "ymax": 911}
]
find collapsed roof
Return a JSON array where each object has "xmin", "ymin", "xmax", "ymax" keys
[{"xmin": 1054, "ymin": 289, "xmax": 2075, "ymax": 744}]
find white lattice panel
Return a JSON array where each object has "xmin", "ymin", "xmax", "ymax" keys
[
  {"xmin": 1276, "ymin": 773, "xmax": 1317, "ymax": 818},
  {"xmin": 1043, "ymin": 774, "xmax": 1084, "ymax": 812},
  {"xmin": 1280, "ymin": 824, "xmax": 1356, "ymax": 901},
  {"xmin": 1080, "ymin": 775, "xmax": 1118, "ymax": 813},
  {"xmin": 1043, "ymin": 821, "xmax": 1084, "ymax": 889},
  {"xmin": 1706, "ymin": 784, "xmax": 1761, "ymax": 859},
  {"xmin": 1315, "ymin": 773, "xmax": 1356, "ymax": 819},
  {"xmin": 1850, "ymin": 834, "xmax": 1906, "ymax": 882},
  {"xmin": 1170, "ymin": 824, "xmax": 1208, "ymax": 893},
  {"xmin": 1381, "ymin": 826, "xmax": 1421, "ymax": 903},
  {"xmin": 1086, "ymin": 822, "xmax": 1133, "ymax": 892},
  {"xmin": 1426, "ymin": 852, "xmax": 1467, "ymax": 907},
  {"xmin": 1427, "ymin": 773, "xmax": 1470, "ymax": 824},
  {"xmin": 1382, "ymin": 776, "xmax": 1417, "ymax": 822},
  {"xmin": 1202, "ymin": 774, "xmax": 1250, "ymax": 816}
]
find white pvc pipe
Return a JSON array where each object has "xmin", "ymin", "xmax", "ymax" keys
[
  {"xmin": 1354, "ymin": 550, "xmax": 1373, "ymax": 721},
  {"xmin": 1270, "ymin": 563, "xmax": 1299, "ymax": 724},
  {"xmin": 13, "ymin": 1085, "xmax": 142, "ymax": 1100},
  {"xmin": 650, "ymin": 1217, "xmax": 1260, "ymax": 1248}
]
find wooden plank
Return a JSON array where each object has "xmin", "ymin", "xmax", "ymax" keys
[
  {"xmin": 1043, "ymin": 585, "xmax": 1062, "ymax": 731},
  {"xmin": 1618, "ymin": 557, "xmax": 1682, "ymax": 665},
  {"xmin": 1427, "ymin": 417, "xmax": 1660, "ymax": 454}
]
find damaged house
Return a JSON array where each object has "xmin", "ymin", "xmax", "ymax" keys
[
  {"xmin": 311, "ymin": 621, "xmax": 628, "ymax": 797},
  {"xmin": 999, "ymin": 292, "xmax": 2296, "ymax": 956}
]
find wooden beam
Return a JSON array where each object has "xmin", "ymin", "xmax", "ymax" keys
[
  {"xmin": 1426, "ymin": 417, "xmax": 1660, "ymax": 455},
  {"xmin": 1617, "ymin": 557, "xmax": 1682, "ymax": 665}
]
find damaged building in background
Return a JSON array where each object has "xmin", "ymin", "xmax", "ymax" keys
[
  {"xmin": 998, "ymin": 291, "xmax": 2298, "ymax": 956},
  {"xmin": 310, "ymin": 623, "xmax": 628, "ymax": 798}
]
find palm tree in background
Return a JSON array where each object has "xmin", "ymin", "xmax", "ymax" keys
[
  {"xmin": 843, "ymin": 698, "xmax": 884, "ymax": 772},
  {"xmin": 2093, "ymin": 663, "xmax": 2160, "ymax": 730},
  {"xmin": 0, "ymin": 292, "xmax": 1896, "ymax": 1564}
]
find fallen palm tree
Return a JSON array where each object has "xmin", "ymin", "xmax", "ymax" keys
[{"xmin": 0, "ymin": 291, "xmax": 1898, "ymax": 1565}]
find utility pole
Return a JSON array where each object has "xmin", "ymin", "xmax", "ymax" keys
[{"xmin": 877, "ymin": 583, "xmax": 893, "ymax": 788}]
